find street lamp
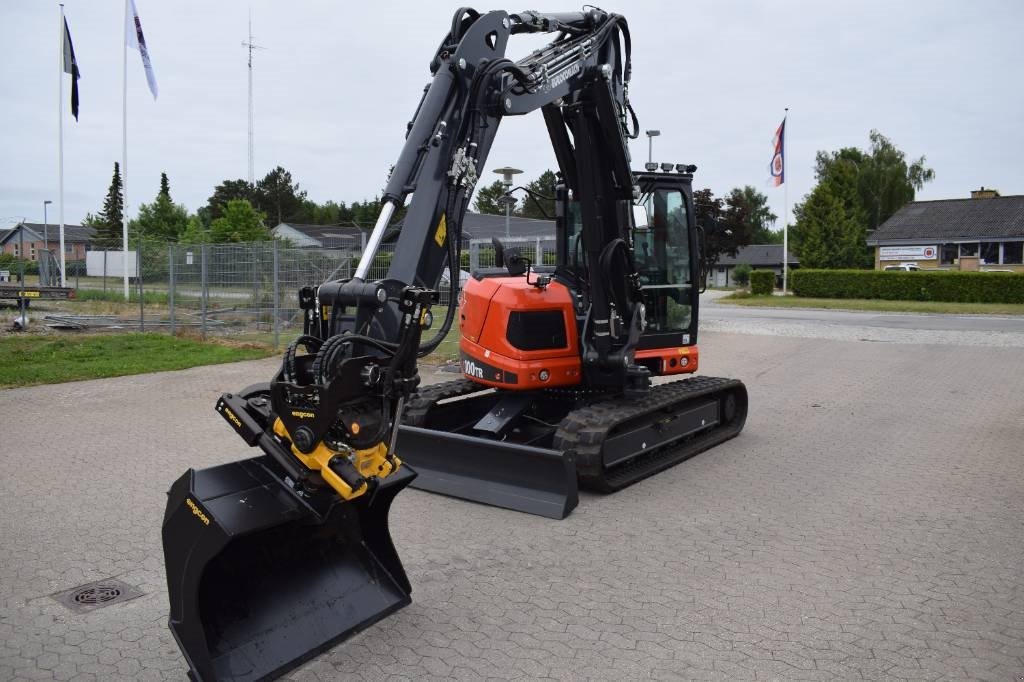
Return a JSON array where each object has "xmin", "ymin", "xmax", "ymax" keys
[
  {"xmin": 645, "ymin": 130, "xmax": 661, "ymax": 165},
  {"xmin": 492, "ymin": 166, "xmax": 523, "ymax": 238},
  {"xmin": 43, "ymin": 200, "xmax": 52, "ymax": 270}
]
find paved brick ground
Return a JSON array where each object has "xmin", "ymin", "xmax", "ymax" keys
[{"xmin": 1, "ymin": 332, "xmax": 1022, "ymax": 681}]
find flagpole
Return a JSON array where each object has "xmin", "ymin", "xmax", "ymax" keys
[
  {"xmin": 120, "ymin": 0, "xmax": 130, "ymax": 299},
  {"xmin": 782, "ymin": 107, "xmax": 789, "ymax": 295},
  {"xmin": 58, "ymin": 5, "xmax": 67, "ymax": 287}
]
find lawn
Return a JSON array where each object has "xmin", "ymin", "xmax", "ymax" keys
[
  {"xmin": 0, "ymin": 333, "xmax": 276, "ymax": 388},
  {"xmin": 719, "ymin": 292, "xmax": 1024, "ymax": 315}
]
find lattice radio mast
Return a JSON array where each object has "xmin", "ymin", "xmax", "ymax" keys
[{"xmin": 242, "ymin": 10, "xmax": 266, "ymax": 185}]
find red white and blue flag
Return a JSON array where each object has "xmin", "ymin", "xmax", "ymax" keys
[{"xmin": 769, "ymin": 117, "xmax": 785, "ymax": 186}]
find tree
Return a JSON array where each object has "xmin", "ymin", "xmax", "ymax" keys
[
  {"xmin": 91, "ymin": 162, "xmax": 124, "ymax": 247},
  {"xmin": 518, "ymin": 170, "xmax": 557, "ymax": 219},
  {"xmin": 473, "ymin": 180, "xmax": 506, "ymax": 215},
  {"xmin": 209, "ymin": 199, "xmax": 270, "ymax": 243},
  {"xmin": 792, "ymin": 161, "xmax": 870, "ymax": 269},
  {"xmin": 693, "ymin": 188, "xmax": 752, "ymax": 268},
  {"xmin": 130, "ymin": 178, "xmax": 189, "ymax": 243},
  {"xmin": 814, "ymin": 130, "xmax": 935, "ymax": 233},
  {"xmin": 255, "ymin": 166, "xmax": 308, "ymax": 225},
  {"xmin": 727, "ymin": 186, "xmax": 779, "ymax": 244},
  {"xmin": 179, "ymin": 215, "xmax": 209, "ymax": 244},
  {"xmin": 205, "ymin": 179, "xmax": 256, "ymax": 223}
]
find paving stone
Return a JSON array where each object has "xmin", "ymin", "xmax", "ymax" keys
[{"xmin": 1, "ymin": 334, "xmax": 1022, "ymax": 680}]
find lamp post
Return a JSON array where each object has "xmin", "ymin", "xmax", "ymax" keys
[
  {"xmin": 645, "ymin": 130, "xmax": 661, "ymax": 164},
  {"xmin": 43, "ymin": 200, "xmax": 52, "ymax": 284},
  {"xmin": 493, "ymin": 166, "xmax": 523, "ymax": 238}
]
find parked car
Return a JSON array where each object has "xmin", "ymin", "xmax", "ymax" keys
[{"xmin": 884, "ymin": 264, "xmax": 921, "ymax": 271}]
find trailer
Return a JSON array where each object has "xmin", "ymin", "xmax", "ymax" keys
[{"xmin": 0, "ymin": 284, "xmax": 76, "ymax": 305}]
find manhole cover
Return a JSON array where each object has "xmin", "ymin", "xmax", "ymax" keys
[{"xmin": 52, "ymin": 578, "xmax": 144, "ymax": 613}]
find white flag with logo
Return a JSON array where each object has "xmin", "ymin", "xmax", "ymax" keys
[{"xmin": 126, "ymin": 0, "xmax": 158, "ymax": 99}]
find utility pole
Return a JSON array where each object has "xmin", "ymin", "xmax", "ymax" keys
[{"xmin": 242, "ymin": 10, "xmax": 266, "ymax": 186}]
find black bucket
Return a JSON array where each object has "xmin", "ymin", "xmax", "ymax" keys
[
  {"xmin": 162, "ymin": 456, "xmax": 415, "ymax": 681},
  {"xmin": 397, "ymin": 425, "xmax": 578, "ymax": 519}
]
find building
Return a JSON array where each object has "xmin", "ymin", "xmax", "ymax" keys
[
  {"xmin": 272, "ymin": 212, "xmax": 556, "ymax": 249},
  {"xmin": 707, "ymin": 244, "xmax": 799, "ymax": 288},
  {"xmin": 866, "ymin": 188, "xmax": 1024, "ymax": 272},
  {"xmin": 0, "ymin": 222, "xmax": 93, "ymax": 261},
  {"xmin": 271, "ymin": 223, "xmax": 367, "ymax": 249}
]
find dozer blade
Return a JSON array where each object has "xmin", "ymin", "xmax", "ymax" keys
[
  {"xmin": 397, "ymin": 425, "xmax": 578, "ymax": 519},
  {"xmin": 162, "ymin": 456, "xmax": 415, "ymax": 682}
]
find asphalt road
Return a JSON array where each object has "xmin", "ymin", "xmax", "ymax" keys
[
  {"xmin": 702, "ymin": 296, "xmax": 1024, "ymax": 334},
  {"xmin": 1, "ymin": 327, "xmax": 1022, "ymax": 680}
]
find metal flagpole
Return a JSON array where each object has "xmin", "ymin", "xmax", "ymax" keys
[
  {"xmin": 782, "ymin": 107, "xmax": 789, "ymax": 295},
  {"xmin": 58, "ymin": 5, "xmax": 67, "ymax": 287},
  {"xmin": 122, "ymin": 0, "xmax": 130, "ymax": 300}
]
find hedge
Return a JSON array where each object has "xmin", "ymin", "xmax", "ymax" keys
[
  {"xmin": 791, "ymin": 269, "xmax": 1024, "ymax": 304},
  {"xmin": 750, "ymin": 269, "xmax": 775, "ymax": 295}
]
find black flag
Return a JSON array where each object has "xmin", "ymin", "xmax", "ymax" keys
[{"xmin": 63, "ymin": 17, "xmax": 80, "ymax": 120}]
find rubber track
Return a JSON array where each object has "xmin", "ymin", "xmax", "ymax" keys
[
  {"xmin": 552, "ymin": 376, "xmax": 747, "ymax": 493},
  {"xmin": 402, "ymin": 378, "xmax": 489, "ymax": 427}
]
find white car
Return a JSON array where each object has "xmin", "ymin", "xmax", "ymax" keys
[{"xmin": 883, "ymin": 264, "xmax": 921, "ymax": 272}]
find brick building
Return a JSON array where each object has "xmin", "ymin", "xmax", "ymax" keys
[
  {"xmin": 0, "ymin": 222, "xmax": 94, "ymax": 261},
  {"xmin": 866, "ymin": 188, "xmax": 1024, "ymax": 272}
]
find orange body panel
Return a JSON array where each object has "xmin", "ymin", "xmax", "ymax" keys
[
  {"xmin": 635, "ymin": 345, "xmax": 699, "ymax": 375},
  {"xmin": 459, "ymin": 276, "xmax": 582, "ymax": 390},
  {"xmin": 458, "ymin": 275, "xmax": 699, "ymax": 389}
]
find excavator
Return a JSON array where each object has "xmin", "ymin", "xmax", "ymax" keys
[{"xmin": 162, "ymin": 7, "xmax": 747, "ymax": 680}]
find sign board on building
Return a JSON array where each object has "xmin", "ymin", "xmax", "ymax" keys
[{"xmin": 879, "ymin": 245, "xmax": 937, "ymax": 261}]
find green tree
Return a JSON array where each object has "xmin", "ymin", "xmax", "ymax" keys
[
  {"xmin": 179, "ymin": 215, "xmax": 209, "ymax": 244},
  {"xmin": 90, "ymin": 162, "xmax": 124, "ymax": 248},
  {"xmin": 814, "ymin": 130, "xmax": 935, "ymax": 232},
  {"xmin": 159, "ymin": 171, "xmax": 170, "ymax": 199},
  {"xmin": 694, "ymin": 188, "xmax": 750, "ymax": 268},
  {"xmin": 255, "ymin": 166, "xmax": 308, "ymax": 225},
  {"xmin": 792, "ymin": 162, "xmax": 870, "ymax": 269},
  {"xmin": 727, "ymin": 186, "xmax": 779, "ymax": 244},
  {"xmin": 131, "ymin": 194, "xmax": 189, "ymax": 243},
  {"xmin": 205, "ymin": 179, "xmax": 256, "ymax": 222},
  {"xmin": 209, "ymin": 199, "xmax": 270, "ymax": 243},
  {"xmin": 473, "ymin": 180, "xmax": 507, "ymax": 215},
  {"xmin": 517, "ymin": 170, "xmax": 557, "ymax": 219}
]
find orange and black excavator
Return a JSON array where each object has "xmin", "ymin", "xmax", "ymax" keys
[{"xmin": 162, "ymin": 8, "xmax": 746, "ymax": 680}]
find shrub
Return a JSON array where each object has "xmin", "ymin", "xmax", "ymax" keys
[
  {"xmin": 791, "ymin": 269, "xmax": 1024, "ymax": 304},
  {"xmin": 732, "ymin": 263, "xmax": 752, "ymax": 286},
  {"xmin": 750, "ymin": 269, "xmax": 775, "ymax": 295}
]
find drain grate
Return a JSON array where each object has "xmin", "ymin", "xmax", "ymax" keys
[{"xmin": 52, "ymin": 578, "xmax": 144, "ymax": 613}]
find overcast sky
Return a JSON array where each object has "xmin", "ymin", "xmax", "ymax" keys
[{"xmin": 2, "ymin": 0, "xmax": 1022, "ymax": 231}]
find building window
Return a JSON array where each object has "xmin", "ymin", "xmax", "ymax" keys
[
  {"xmin": 980, "ymin": 242, "xmax": 1000, "ymax": 265},
  {"xmin": 1003, "ymin": 242, "xmax": 1023, "ymax": 265},
  {"xmin": 959, "ymin": 243, "xmax": 979, "ymax": 257},
  {"xmin": 940, "ymin": 244, "xmax": 957, "ymax": 265}
]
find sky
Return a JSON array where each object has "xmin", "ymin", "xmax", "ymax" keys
[{"xmin": 2, "ymin": 0, "xmax": 1022, "ymax": 231}]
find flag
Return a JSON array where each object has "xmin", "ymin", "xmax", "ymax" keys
[
  {"xmin": 62, "ymin": 18, "xmax": 80, "ymax": 120},
  {"xmin": 126, "ymin": 0, "xmax": 158, "ymax": 99},
  {"xmin": 769, "ymin": 117, "xmax": 785, "ymax": 186}
]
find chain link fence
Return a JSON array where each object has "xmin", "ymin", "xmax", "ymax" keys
[
  {"xmin": 53, "ymin": 234, "xmax": 557, "ymax": 360},
  {"xmin": 67, "ymin": 240, "xmax": 468, "ymax": 360}
]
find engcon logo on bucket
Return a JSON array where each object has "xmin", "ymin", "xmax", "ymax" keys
[{"xmin": 185, "ymin": 498, "xmax": 210, "ymax": 526}]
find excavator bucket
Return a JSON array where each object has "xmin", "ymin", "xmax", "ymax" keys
[{"xmin": 162, "ymin": 456, "xmax": 415, "ymax": 682}]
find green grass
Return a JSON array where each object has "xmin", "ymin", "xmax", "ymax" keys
[
  {"xmin": 74, "ymin": 288, "xmax": 170, "ymax": 304},
  {"xmin": 0, "ymin": 333, "xmax": 276, "ymax": 388},
  {"xmin": 719, "ymin": 292, "xmax": 1024, "ymax": 315}
]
